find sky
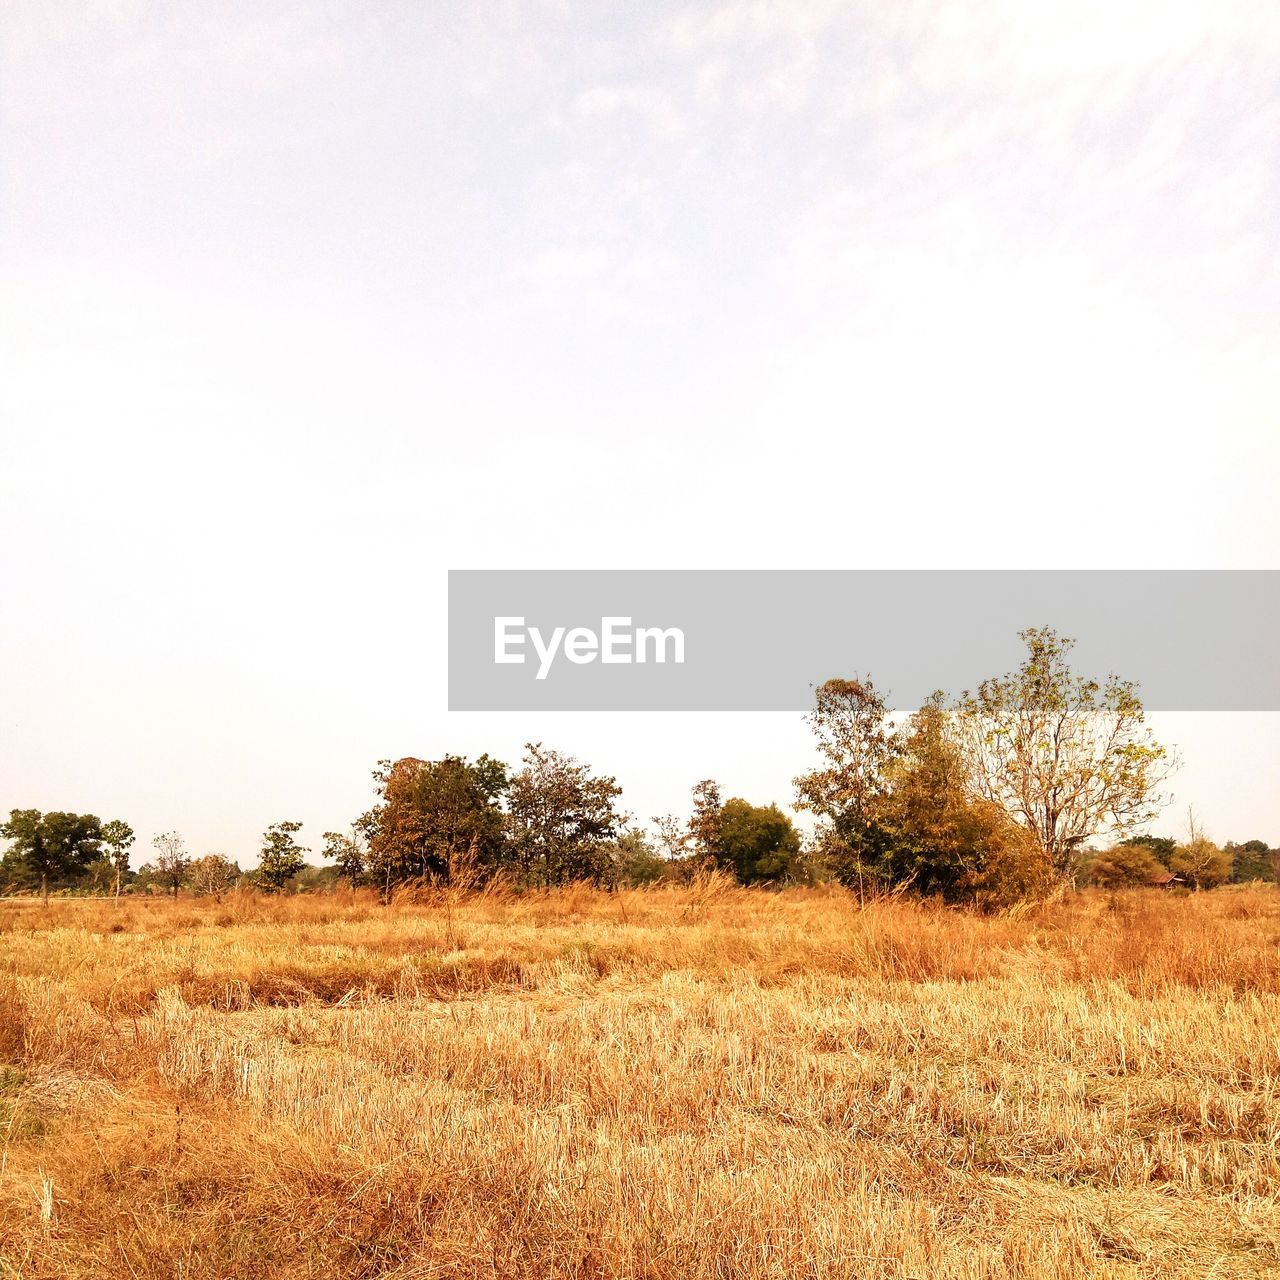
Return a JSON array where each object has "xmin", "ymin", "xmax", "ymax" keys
[{"xmin": 2, "ymin": 0, "xmax": 1278, "ymax": 868}]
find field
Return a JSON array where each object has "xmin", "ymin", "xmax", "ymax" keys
[{"xmin": 1, "ymin": 883, "xmax": 1278, "ymax": 1279}]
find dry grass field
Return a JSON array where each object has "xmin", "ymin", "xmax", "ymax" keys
[{"xmin": 1, "ymin": 882, "xmax": 1278, "ymax": 1279}]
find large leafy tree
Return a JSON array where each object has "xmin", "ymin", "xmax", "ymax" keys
[
  {"xmin": 1225, "ymin": 839, "xmax": 1276, "ymax": 884},
  {"xmin": 717, "ymin": 798, "xmax": 801, "ymax": 884},
  {"xmin": 956, "ymin": 628, "xmax": 1171, "ymax": 886},
  {"xmin": 877, "ymin": 697, "xmax": 1049, "ymax": 903},
  {"xmin": 0, "ymin": 809, "xmax": 103, "ymax": 902},
  {"xmin": 506, "ymin": 743, "xmax": 624, "ymax": 887},
  {"xmin": 1085, "ymin": 841, "xmax": 1166, "ymax": 889},
  {"xmin": 794, "ymin": 681, "xmax": 1052, "ymax": 904},
  {"xmin": 366, "ymin": 755, "xmax": 509, "ymax": 890}
]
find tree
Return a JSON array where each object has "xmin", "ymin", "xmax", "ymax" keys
[
  {"xmin": 1085, "ymin": 841, "xmax": 1166, "ymax": 889},
  {"xmin": 794, "ymin": 684, "xmax": 1051, "ymax": 905},
  {"xmin": 687, "ymin": 780, "xmax": 724, "ymax": 866},
  {"xmin": 794, "ymin": 677, "xmax": 901, "ymax": 891},
  {"xmin": 876, "ymin": 697, "xmax": 1050, "ymax": 904},
  {"xmin": 1170, "ymin": 813, "xmax": 1231, "ymax": 891},
  {"xmin": 100, "ymin": 819, "xmax": 135, "ymax": 899},
  {"xmin": 258, "ymin": 821, "xmax": 308, "ymax": 892},
  {"xmin": 188, "ymin": 853, "xmax": 240, "ymax": 900},
  {"xmin": 1225, "ymin": 839, "xmax": 1276, "ymax": 884},
  {"xmin": 601, "ymin": 828, "xmax": 667, "ymax": 888},
  {"xmin": 1171, "ymin": 840, "xmax": 1231, "ymax": 890},
  {"xmin": 132, "ymin": 863, "xmax": 161, "ymax": 894},
  {"xmin": 321, "ymin": 828, "xmax": 369, "ymax": 885},
  {"xmin": 366, "ymin": 755, "xmax": 509, "ymax": 891},
  {"xmin": 152, "ymin": 831, "xmax": 190, "ymax": 897},
  {"xmin": 651, "ymin": 814, "xmax": 691, "ymax": 863},
  {"xmin": 0, "ymin": 809, "xmax": 103, "ymax": 902},
  {"xmin": 1116, "ymin": 834, "xmax": 1176, "ymax": 868},
  {"xmin": 291, "ymin": 864, "xmax": 340, "ymax": 892},
  {"xmin": 81, "ymin": 857, "xmax": 116, "ymax": 894},
  {"xmin": 718, "ymin": 798, "xmax": 801, "ymax": 884},
  {"xmin": 956, "ymin": 628, "xmax": 1171, "ymax": 887},
  {"xmin": 506, "ymin": 744, "xmax": 624, "ymax": 887}
]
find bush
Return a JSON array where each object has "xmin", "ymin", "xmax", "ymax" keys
[{"xmin": 1086, "ymin": 842, "xmax": 1165, "ymax": 889}]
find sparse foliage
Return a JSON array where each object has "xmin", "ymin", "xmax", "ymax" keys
[
  {"xmin": 152, "ymin": 831, "xmax": 190, "ymax": 897},
  {"xmin": 1170, "ymin": 812, "xmax": 1232, "ymax": 891},
  {"xmin": 188, "ymin": 853, "xmax": 241, "ymax": 899},
  {"xmin": 956, "ymin": 628, "xmax": 1171, "ymax": 886},
  {"xmin": 322, "ymin": 828, "xmax": 369, "ymax": 885}
]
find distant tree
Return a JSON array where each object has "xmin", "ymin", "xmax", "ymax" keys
[
  {"xmin": 100, "ymin": 819, "xmax": 135, "ymax": 899},
  {"xmin": 506, "ymin": 743, "xmax": 624, "ymax": 887},
  {"xmin": 956, "ymin": 628, "xmax": 1172, "ymax": 886},
  {"xmin": 1170, "ymin": 813, "xmax": 1231, "ymax": 890},
  {"xmin": 0, "ymin": 809, "xmax": 103, "ymax": 902},
  {"xmin": 877, "ymin": 697, "xmax": 1051, "ymax": 904},
  {"xmin": 717, "ymin": 798, "xmax": 801, "ymax": 884},
  {"xmin": 187, "ymin": 853, "xmax": 240, "ymax": 900},
  {"xmin": 152, "ymin": 831, "xmax": 190, "ymax": 897},
  {"xmin": 258, "ymin": 821, "xmax": 308, "ymax": 892},
  {"xmin": 132, "ymin": 862, "xmax": 160, "ymax": 894},
  {"xmin": 81, "ymin": 857, "xmax": 116, "ymax": 894},
  {"xmin": 321, "ymin": 828, "xmax": 369, "ymax": 885},
  {"xmin": 687, "ymin": 780, "xmax": 724, "ymax": 866},
  {"xmin": 1085, "ymin": 841, "xmax": 1165, "ymax": 889},
  {"xmin": 366, "ymin": 755, "xmax": 509, "ymax": 891},
  {"xmin": 651, "ymin": 814, "xmax": 690, "ymax": 863},
  {"xmin": 601, "ymin": 827, "xmax": 667, "ymax": 888},
  {"xmin": 794, "ymin": 684, "xmax": 1052, "ymax": 905},
  {"xmin": 794, "ymin": 677, "xmax": 900, "ymax": 891},
  {"xmin": 1116, "ymin": 834, "xmax": 1176, "ymax": 868},
  {"xmin": 649, "ymin": 813, "xmax": 699, "ymax": 882},
  {"xmin": 1225, "ymin": 839, "xmax": 1276, "ymax": 884},
  {"xmin": 291, "ymin": 864, "xmax": 339, "ymax": 892}
]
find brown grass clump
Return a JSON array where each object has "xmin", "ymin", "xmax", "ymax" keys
[{"xmin": 1, "ymin": 884, "xmax": 1278, "ymax": 1278}]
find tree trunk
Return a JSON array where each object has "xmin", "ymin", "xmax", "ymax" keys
[{"xmin": 41, "ymin": 872, "xmax": 48, "ymax": 905}]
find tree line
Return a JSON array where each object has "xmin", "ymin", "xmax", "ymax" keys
[
  {"xmin": 0, "ymin": 816, "xmax": 315, "ymax": 902},
  {"xmin": 3, "ymin": 629, "xmax": 1277, "ymax": 902}
]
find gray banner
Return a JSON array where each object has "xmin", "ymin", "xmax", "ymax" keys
[{"xmin": 447, "ymin": 571, "xmax": 1280, "ymax": 711}]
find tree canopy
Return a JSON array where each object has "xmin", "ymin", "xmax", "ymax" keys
[
  {"xmin": 956, "ymin": 628, "xmax": 1171, "ymax": 885},
  {"xmin": 0, "ymin": 809, "xmax": 103, "ymax": 901}
]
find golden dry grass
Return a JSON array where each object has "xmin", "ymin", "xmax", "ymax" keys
[{"xmin": 1, "ymin": 881, "xmax": 1278, "ymax": 1278}]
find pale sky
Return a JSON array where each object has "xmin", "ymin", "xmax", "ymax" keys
[{"xmin": 2, "ymin": 1, "xmax": 1278, "ymax": 867}]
